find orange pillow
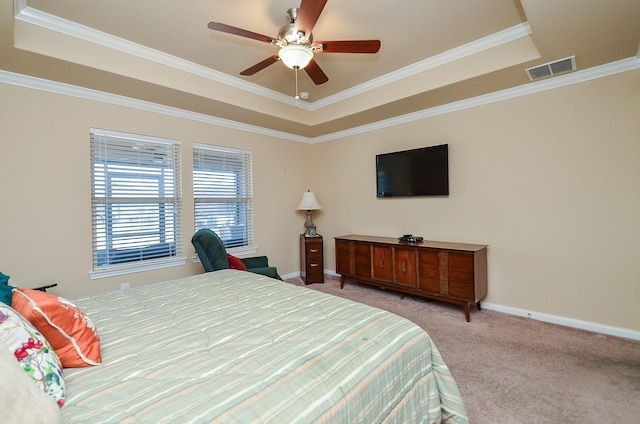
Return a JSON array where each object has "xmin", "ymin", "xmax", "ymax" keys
[
  {"xmin": 11, "ymin": 289, "xmax": 101, "ymax": 368},
  {"xmin": 226, "ymin": 253, "xmax": 248, "ymax": 270}
]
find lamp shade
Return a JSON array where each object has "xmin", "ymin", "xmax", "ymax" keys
[
  {"xmin": 297, "ymin": 191, "xmax": 322, "ymax": 210},
  {"xmin": 279, "ymin": 44, "xmax": 314, "ymax": 69}
]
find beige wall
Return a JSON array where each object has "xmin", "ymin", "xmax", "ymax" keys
[
  {"xmin": 1, "ymin": 69, "xmax": 638, "ymax": 332},
  {"xmin": 310, "ymin": 69, "xmax": 640, "ymax": 331},
  {"xmin": 0, "ymin": 83, "xmax": 310, "ymax": 298}
]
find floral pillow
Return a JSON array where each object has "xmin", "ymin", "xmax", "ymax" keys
[
  {"xmin": 12, "ymin": 289, "xmax": 101, "ymax": 368},
  {"xmin": 0, "ymin": 303, "xmax": 65, "ymax": 407}
]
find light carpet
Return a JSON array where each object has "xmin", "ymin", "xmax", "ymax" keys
[{"xmin": 287, "ymin": 275, "xmax": 640, "ymax": 424}]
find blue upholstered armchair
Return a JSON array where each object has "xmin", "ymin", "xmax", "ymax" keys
[{"xmin": 191, "ymin": 229, "xmax": 281, "ymax": 280}]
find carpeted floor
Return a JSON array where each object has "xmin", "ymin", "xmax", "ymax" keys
[{"xmin": 286, "ymin": 275, "xmax": 640, "ymax": 424}]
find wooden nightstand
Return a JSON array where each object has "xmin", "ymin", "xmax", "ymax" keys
[{"xmin": 300, "ymin": 234, "xmax": 324, "ymax": 284}]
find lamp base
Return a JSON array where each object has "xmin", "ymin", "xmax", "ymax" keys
[
  {"xmin": 303, "ymin": 210, "xmax": 318, "ymax": 237},
  {"xmin": 304, "ymin": 226, "xmax": 318, "ymax": 237}
]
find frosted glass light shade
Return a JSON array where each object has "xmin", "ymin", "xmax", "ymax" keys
[
  {"xmin": 297, "ymin": 191, "xmax": 322, "ymax": 210},
  {"xmin": 279, "ymin": 44, "xmax": 314, "ymax": 69}
]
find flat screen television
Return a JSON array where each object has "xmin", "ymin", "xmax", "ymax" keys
[{"xmin": 376, "ymin": 144, "xmax": 449, "ymax": 197}]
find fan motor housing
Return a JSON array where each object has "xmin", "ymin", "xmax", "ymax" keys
[{"xmin": 278, "ymin": 8, "xmax": 312, "ymax": 46}]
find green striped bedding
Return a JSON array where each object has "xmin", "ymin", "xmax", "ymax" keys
[{"xmin": 61, "ymin": 270, "xmax": 468, "ymax": 423}]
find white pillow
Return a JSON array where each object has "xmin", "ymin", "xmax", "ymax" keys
[
  {"xmin": 0, "ymin": 303, "xmax": 66, "ymax": 407},
  {"xmin": 0, "ymin": 341, "xmax": 61, "ymax": 424}
]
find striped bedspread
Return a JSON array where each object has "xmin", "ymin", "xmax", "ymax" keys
[{"xmin": 61, "ymin": 270, "xmax": 468, "ymax": 423}]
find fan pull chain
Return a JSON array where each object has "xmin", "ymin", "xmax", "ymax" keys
[{"xmin": 294, "ymin": 66, "xmax": 300, "ymax": 100}]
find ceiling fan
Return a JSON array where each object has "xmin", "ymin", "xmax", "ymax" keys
[{"xmin": 207, "ymin": 0, "xmax": 381, "ymax": 87}]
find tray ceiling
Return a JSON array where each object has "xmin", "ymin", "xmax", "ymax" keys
[{"xmin": 1, "ymin": 0, "xmax": 639, "ymax": 140}]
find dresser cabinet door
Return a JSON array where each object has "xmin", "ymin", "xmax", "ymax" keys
[
  {"xmin": 394, "ymin": 247, "xmax": 416, "ymax": 287},
  {"xmin": 371, "ymin": 245, "xmax": 393, "ymax": 282}
]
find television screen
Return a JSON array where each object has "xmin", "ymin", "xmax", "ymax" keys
[{"xmin": 376, "ymin": 144, "xmax": 449, "ymax": 197}]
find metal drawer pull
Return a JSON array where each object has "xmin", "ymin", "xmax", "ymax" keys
[
  {"xmin": 310, "ymin": 249, "xmax": 319, "ymax": 253},
  {"xmin": 310, "ymin": 263, "xmax": 319, "ymax": 267}
]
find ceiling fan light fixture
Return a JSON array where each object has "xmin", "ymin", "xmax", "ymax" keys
[{"xmin": 279, "ymin": 44, "xmax": 314, "ymax": 69}]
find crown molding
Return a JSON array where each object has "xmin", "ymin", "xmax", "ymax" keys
[
  {"xmin": 1, "ymin": 57, "xmax": 637, "ymax": 144},
  {"xmin": 308, "ymin": 56, "xmax": 640, "ymax": 143},
  {"xmin": 13, "ymin": 4, "xmax": 305, "ymax": 108},
  {"xmin": 309, "ymin": 23, "xmax": 532, "ymax": 111},
  {"xmin": 0, "ymin": 70, "xmax": 311, "ymax": 143},
  {"xmin": 13, "ymin": 3, "xmax": 531, "ymax": 113}
]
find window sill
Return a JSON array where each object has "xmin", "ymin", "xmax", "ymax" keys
[{"xmin": 89, "ymin": 256, "xmax": 188, "ymax": 279}]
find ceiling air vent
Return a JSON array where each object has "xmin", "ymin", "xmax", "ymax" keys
[{"xmin": 525, "ymin": 56, "xmax": 576, "ymax": 81}]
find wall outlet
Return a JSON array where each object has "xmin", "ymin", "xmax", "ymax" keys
[{"xmin": 120, "ymin": 283, "xmax": 130, "ymax": 291}]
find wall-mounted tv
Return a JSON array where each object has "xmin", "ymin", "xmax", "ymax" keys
[{"xmin": 376, "ymin": 144, "xmax": 449, "ymax": 197}]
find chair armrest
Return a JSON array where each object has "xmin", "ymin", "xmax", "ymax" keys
[
  {"xmin": 240, "ymin": 256, "xmax": 269, "ymax": 269},
  {"xmin": 247, "ymin": 267, "xmax": 282, "ymax": 280}
]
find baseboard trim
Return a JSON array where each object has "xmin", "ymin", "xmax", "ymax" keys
[
  {"xmin": 281, "ymin": 271, "xmax": 302, "ymax": 281},
  {"xmin": 481, "ymin": 303, "xmax": 640, "ymax": 341},
  {"xmin": 288, "ymin": 270, "xmax": 640, "ymax": 341}
]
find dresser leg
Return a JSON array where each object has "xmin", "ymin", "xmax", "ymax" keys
[
  {"xmin": 340, "ymin": 275, "xmax": 346, "ymax": 289},
  {"xmin": 476, "ymin": 301, "xmax": 482, "ymax": 311},
  {"xmin": 463, "ymin": 303, "xmax": 471, "ymax": 322}
]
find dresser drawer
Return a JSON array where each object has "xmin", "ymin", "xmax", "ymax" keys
[
  {"xmin": 449, "ymin": 266, "xmax": 473, "ymax": 283},
  {"xmin": 449, "ymin": 281, "xmax": 474, "ymax": 300},
  {"xmin": 449, "ymin": 252, "xmax": 473, "ymax": 268},
  {"xmin": 419, "ymin": 277, "xmax": 441, "ymax": 294},
  {"xmin": 418, "ymin": 249, "xmax": 440, "ymax": 265},
  {"xmin": 419, "ymin": 263, "xmax": 440, "ymax": 280}
]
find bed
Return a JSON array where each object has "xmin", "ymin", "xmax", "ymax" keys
[{"xmin": 61, "ymin": 269, "xmax": 468, "ymax": 423}]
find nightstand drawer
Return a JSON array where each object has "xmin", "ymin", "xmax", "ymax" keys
[
  {"xmin": 306, "ymin": 252, "xmax": 322, "ymax": 263},
  {"xmin": 306, "ymin": 246, "xmax": 322, "ymax": 254},
  {"xmin": 307, "ymin": 260, "xmax": 322, "ymax": 267}
]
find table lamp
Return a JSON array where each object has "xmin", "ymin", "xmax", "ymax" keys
[{"xmin": 297, "ymin": 190, "xmax": 322, "ymax": 237}]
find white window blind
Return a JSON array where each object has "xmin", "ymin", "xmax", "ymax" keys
[
  {"xmin": 193, "ymin": 144, "xmax": 253, "ymax": 249},
  {"xmin": 90, "ymin": 129, "xmax": 182, "ymax": 273}
]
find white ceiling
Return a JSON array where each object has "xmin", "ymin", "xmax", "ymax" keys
[{"xmin": 1, "ymin": 0, "xmax": 639, "ymax": 139}]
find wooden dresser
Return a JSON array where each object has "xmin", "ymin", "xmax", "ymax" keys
[
  {"xmin": 335, "ymin": 234, "xmax": 488, "ymax": 321},
  {"xmin": 300, "ymin": 234, "xmax": 324, "ymax": 284}
]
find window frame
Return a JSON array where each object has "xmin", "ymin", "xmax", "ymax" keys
[
  {"xmin": 193, "ymin": 143, "xmax": 255, "ymax": 255},
  {"xmin": 89, "ymin": 128, "xmax": 186, "ymax": 279}
]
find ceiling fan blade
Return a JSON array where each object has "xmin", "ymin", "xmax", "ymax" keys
[
  {"xmin": 240, "ymin": 55, "xmax": 280, "ymax": 76},
  {"xmin": 207, "ymin": 22, "xmax": 275, "ymax": 44},
  {"xmin": 295, "ymin": 0, "xmax": 328, "ymax": 37},
  {"xmin": 313, "ymin": 40, "xmax": 381, "ymax": 54},
  {"xmin": 304, "ymin": 59, "xmax": 329, "ymax": 85}
]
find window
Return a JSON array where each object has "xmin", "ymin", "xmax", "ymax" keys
[
  {"xmin": 90, "ymin": 129, "xmax": 183, "ymax": 277},
  {"xmin": 193, "ymin": 144, "xmax": 253, "ymax": 251}
]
